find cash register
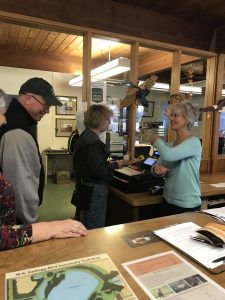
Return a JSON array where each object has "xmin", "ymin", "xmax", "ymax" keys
[{"xmin": 112, "ymin": 154, "xmax": 165, "ymax": 193}]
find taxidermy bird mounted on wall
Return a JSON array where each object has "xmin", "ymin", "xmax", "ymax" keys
[
  {"xmin": 120, "ymin": 75, "xmax": 158, "ymax": 108},
  {"xmin": 199, "ymin": 98, "xmax": 225, "ymax": 112},
  {"xmin": 164, "ymin": 93, "xmax": 225, "ymax": 118}
]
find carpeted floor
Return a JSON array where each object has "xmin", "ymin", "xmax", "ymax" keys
[{"xmin": 38, "ymin": 178, "xmax": 75, "ymax": 222}]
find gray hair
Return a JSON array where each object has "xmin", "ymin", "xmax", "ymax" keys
[
  {"xmin": 0, "ymin": 88, "xmax": 9, "ymax": 113},
  {"xmin": 84, "ymin": 104, "xmax": 113, "ymax": 129},
  {"xmin": 171, "ymin": 100, "xmax": 199, "ymax": 130}
]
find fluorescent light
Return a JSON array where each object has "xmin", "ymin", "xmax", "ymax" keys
[
  {"xmin": 138, "ymin": 81, "xmax": 202, "ymax": 94},
  {"xmin": 69, "ymin": 57, "xmax": 130, "ymax": 87},
  {"xmin": 153, "ymin": 82, "xmax": 170, "ymax": 91},
  {"xmin": 179, "ymin": 85, "xmax": 202, "ymax": 94},
  {"xmin": 222, "ymin": 89, "xmax": 225, "ymax": 96}
]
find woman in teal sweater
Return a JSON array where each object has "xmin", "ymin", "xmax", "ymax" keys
[{"xmin": 150, "ymin": 98, "xmax": 202, "ymax": 216}]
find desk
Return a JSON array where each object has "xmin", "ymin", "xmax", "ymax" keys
[
  {"xmin": 108, "ymin": 172, "xmax": 225, "ymax": 224},
  {"xmin": 0, "ymin": 213, "xmax": 225, "ymax": 299},
  {"xmin": 42, "ymin": 150, "xmax": 73, "ymax": 185}
]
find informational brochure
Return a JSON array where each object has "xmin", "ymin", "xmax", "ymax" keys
[
  {"xmin": 123, "ymin": 251, "xmax": 225, "ymax": 300},
  {"xmin": 202, "ymin": 207, "xmax": 225, "ymax": 223},
  {"xmin": 154, "ymin": 222, "xmax": 225, "ymax": 273},
  {"xmin": 6, "ymin": 253, "xmax": 137, "ymax": 300}
]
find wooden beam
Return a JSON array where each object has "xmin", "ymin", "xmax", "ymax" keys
[
  {"xmin": 82, "ymin": 32, "xmax": 92, "ymax": 106},
  {"xmin": 139, "ymin": 52, "xmax": 200, "ymax": 76},
  {"xmin": 0, "ymin": 0, "xmax": 214, "ymax": 51},
  {"xmin": 215, "ymin": 26, "xmax": 225, "ymax": 53},
  {"xmin": 0, "ymin": 45, "xmax": 82, "ymax": 73},
  {"xmin": 211, "ymin": 54, "xmax": 225, "ymax": 173},
  {"xmin": 128, "ymin": 42, "xmax": 139, "ymax": 162},
  {"xmin": 202, "ymin": 57, "xmax": 217, "ymax": 172},
  {"xmin": 167, "ymin": 51, "xmax": 181, "ymax": 142}
]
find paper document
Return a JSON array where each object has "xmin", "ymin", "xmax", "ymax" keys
[
  {"xmin": 123, "ymin": 251, "xmax": 225, "ymax": 300},
  {"xmin": 202, "ymin": 207, "xmax": 225, "ymax": 223},
  {"xmin": 154, "ymin": 222, "xmax": 225, "ymax": 272},
  {"xmin": 115, "ymin": 166, "xmax": 143, "ymax": 176},
  {"xmin": 6, "ymin": 253, "xmax": 137, "ymax": 300},
  {"xmin": 210, "ymin": 183, "xmax": 225, "ymax": 188}
]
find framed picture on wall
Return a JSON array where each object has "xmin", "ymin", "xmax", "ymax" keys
[
  {"xmin": 56, "ymin": 96, "xmax": 77, "ymax": 115},
  {"xmin": 55, "ymin": 118, "xmax": 76, "ymax": 137},
  {"xmin": 143, "ymin": 101, "xmax": 155, "ymax": 118}
]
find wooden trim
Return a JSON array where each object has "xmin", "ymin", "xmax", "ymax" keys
[
  {"xmin": 168, "ymin": 50, "xmax": 181, "ymax": 142},
  {"xmin": 201, "ymin": 57, "xmax": 217, "ymax": 172},
  {"xmin": 127, "ymin": 42, "xmax": 139, "ymax": 162},
  {"xmin": 202, "ymin": 58, "xmax": 217, "ymax": 157},
  {"xmin": 82, "ymin": 32, "xmax": 91, "ymax": 106},
  {"xmin": 211, "ymin": 54, "xmax": 225, "ymax": 173}
]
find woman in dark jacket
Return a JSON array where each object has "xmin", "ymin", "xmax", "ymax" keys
[{"xmin": 73, "ymin": 104, "xmax": 123, "ymax": 229}]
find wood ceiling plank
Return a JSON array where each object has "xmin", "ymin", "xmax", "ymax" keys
[
  {"xmin": 31, "ymin": 29, "xmax": 49, "ymax": 51},
  {"xmin": 0, "ymin": 22, "xmax": 9, "ymax": 45},
  {"xmin": 62, "ymin": 35, "xmax": 83, "ymax": 57},
  {"xmin": 24, "ymin": 27, "xmax": 40, "ymax": 50},
  {"xmin": 16, "ymin": 25, "xmax": 30, "ymax": 49},
  {"xmin": 40, "ymin": 30, "xmax": 59, "ymax": 51},
  {"xmin": 8, "ymin": 24, "xmax": 20, "ymax": 46},
  {"xmin": 0, "ymin": 44, "xmax": 82, "ymax": 73},
  {"xmin": 47, "ymin": 32, "xmax": 68, "ymax": 53},
  {"xmin": 52, "ymin": 33, "xmax": 75, "ymax": 55}
]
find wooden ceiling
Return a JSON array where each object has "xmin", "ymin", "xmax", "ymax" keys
[
  {"xmin": 0, "ymin": 20, "xmax": 200, "ymax": 79},
  {"xmin": 0, "ymin": 0, "xmax": 223, "ymax": 78},
  {"xmin": 113, "ymin": 0, "xmax": 225, "ymax": 29}
]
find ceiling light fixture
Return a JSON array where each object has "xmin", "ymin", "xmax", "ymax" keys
[
  {"xmin": 138, "ymin": 82, "xmax": 202, "ymax": 94},
  {"xmin": 69, "ymin": 57, "xmax": 130, "ymax": 87}
]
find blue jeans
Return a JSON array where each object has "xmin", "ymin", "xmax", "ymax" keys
[{"xmin": 79, "ymin": 184, "xmax": 108, "ymax": 229}]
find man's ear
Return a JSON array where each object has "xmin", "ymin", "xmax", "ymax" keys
[{"xmin": 24, "ymin": 94, "xmax": 31, "ymax": 104}]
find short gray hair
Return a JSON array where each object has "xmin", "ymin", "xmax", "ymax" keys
[
  {"xmin": 84, "ymin": 104, "xmax": 113, "ymax": 129},
  {"xmin": 171, "ymin": 100, "xmax": 199, "ymax": 130},
  {"xmin": 0, "ymin": 88, "xmax": 9, "ymax": 112}
]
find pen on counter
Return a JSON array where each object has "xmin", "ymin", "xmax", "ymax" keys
[
  {"xmin": 212, "ymin": 256, "xmax": 225, "ymax": 263},
  {"xmin": 190, "ymin": 236, "xmax": 212, "ymax": 245}
]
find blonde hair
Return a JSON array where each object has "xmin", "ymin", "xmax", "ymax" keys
[
  {"xmin": 84, "ymin": 104, "xmax": 113, "ymax": 129},
  {"xmin": 171, "ymin": 100, "xmax": 199, "ymax": 130}
]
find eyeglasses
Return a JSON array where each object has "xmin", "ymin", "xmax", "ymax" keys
[
  {"xmin": 29, "ymin": 94, "xmax": 49, "ymax": 108},
  {"xmin": 169, "ymin": 113, "xmax": 180, "ymax": 119}
]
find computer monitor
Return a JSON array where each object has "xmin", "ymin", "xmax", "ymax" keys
[{"xmin": 135, "ymin": 145, "xmax": 151, "ymax": 158}]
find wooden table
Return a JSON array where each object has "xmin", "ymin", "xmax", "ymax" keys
[
  {"xmin": 1, "ymin": 213, "xmax": 225, "ymax": 299},
  {"xmin": 41, "ymin": 150, "xmax": 73, "ymax": 185},
  {"xmin": 107, "ymin": 172, "xmax": 225, "ymax": 224}
]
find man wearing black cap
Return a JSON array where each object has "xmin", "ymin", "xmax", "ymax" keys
[{"xmin": 0, "ymin": 77, "xmax": 62, "ymax": 224}]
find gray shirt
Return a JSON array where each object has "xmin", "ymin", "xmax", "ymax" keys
[{"xmin": 0, "ymin": 129, "xmax": 41, "ymax": 223}]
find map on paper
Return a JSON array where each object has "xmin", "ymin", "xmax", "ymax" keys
[{"xmin": 6, "ymin": 253, "xmax": 137, "ymax": 300}]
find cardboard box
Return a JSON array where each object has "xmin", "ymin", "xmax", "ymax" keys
[{"xmin": 54, "ymin": 171, "xmax": 70, "ymax": 184}]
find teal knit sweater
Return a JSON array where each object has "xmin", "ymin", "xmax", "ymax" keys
[{"xmin": 153, "ymin": 136, "xmax": 202, "ymax": 208}]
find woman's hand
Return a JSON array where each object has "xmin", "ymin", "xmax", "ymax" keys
[
  {"xmin": 32, "ymin": 219, "xmax": 88, "ymax": 243},
  {"xmin": 149, "ymin": 133, "xmax": 160, "ymax": 145},
  {"xmin": 152, "ymin": 164, "xmax": 170, "ymax": 176},
  {"xmin": 50, "ymin": 219, "xmax": 88, "ymax": 238},
  {"xmin": 115, "ymin": 160, "xmax": 124, "ymax": 169}
]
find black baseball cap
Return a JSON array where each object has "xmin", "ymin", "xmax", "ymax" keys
[{"xmin": 19, "ymin": 77, "xmax": 62, "ymax": 106}]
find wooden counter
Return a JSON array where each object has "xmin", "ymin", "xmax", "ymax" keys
[
  {"xmin": 1, "ymin": 213, "xmax": 225, "ymax": 299},
  {"xmin": 107, "ymin": 172, "xmax": 225, "ymax": 224}
]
